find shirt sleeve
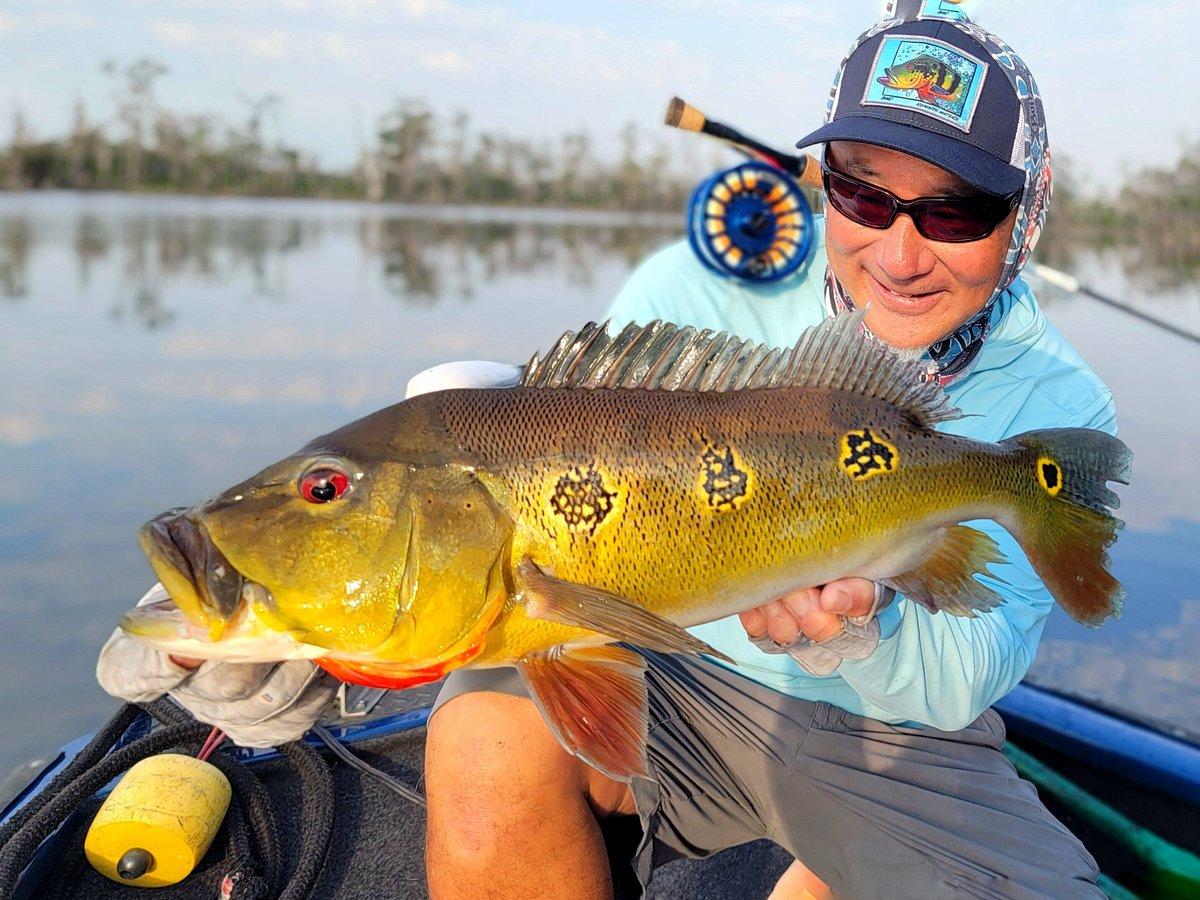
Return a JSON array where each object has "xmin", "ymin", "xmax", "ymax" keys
[{"xmin": 837, "ymin": 377, "xmax": 1118, "ymax": 731}]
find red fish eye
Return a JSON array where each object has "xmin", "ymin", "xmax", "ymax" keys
[{"xmin": 299, "ymin": 467, "xmax": 352, "ymax": 503}]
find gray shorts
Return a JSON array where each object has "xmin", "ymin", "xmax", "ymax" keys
[{"xmin": 434, "ymin": 652, "xmax": 1101, "ymax": 899}]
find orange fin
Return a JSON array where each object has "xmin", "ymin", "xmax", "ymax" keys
[
  {"xmin": 884, "ymin": 525, "xmax": 1006, "ymax": 617},
  {"xmin": 518, "ymin": 644, "xmax": 649, "ymax": 782},
  {"xmin": 517, "ymin": 559, "xmax": 731, "ymax": 662}
]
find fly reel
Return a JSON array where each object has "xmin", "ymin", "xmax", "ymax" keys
[{"xmin": 686, "ymin": 161, "xmax": 814, "ymax": 284}]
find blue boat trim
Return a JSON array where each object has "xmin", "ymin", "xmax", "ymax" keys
[
  {"xmin": 230, "ymin": 704, "xmax": 433, "ymax": 765},
  {"xmin": 998, "ymin": 682, "xmax": 1200, "ymax": 807}
]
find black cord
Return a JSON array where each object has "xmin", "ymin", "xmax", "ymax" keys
[
  {"xmin": 0, "ymin": 702, "xmax": 341, "ymax": 900},
  {"xmin": 0, "ymin": 703, "xmax": 143, "ymax": 850},
  {"xmin": 210, "ymin": 749, "xmax": 284, "ymax": 899},
  {"xmin": 311, "ymin": 723, "xmax": 426, "ymax": 807}
]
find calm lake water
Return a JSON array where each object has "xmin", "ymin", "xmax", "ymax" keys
[{"xmin": 1, "ymin": 191, "xmax": 1197, "ymax": 781}]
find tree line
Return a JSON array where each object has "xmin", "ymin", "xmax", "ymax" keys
[
  {"xmin": 0, "ymin": 58, "xmax": 697, "ymax": 212},
  {"xmin": 1034, "ymin": 145, "xmax": 1200, "ymax": 284}
]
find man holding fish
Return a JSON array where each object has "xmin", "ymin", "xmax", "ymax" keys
[{"xmin": 99, "ymin": 9, "xmax": 1121, "ymax": 900}]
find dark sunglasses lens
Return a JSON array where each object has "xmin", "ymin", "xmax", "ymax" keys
[
  {"xmin": 825, "ymin": 172, "xmax": 895, "ymax": 228},
  {"xmin": 913, "ymin": 201, "xmax": 999, "ymax": 242}
]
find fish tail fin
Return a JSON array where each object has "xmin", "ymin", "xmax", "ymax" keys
[{"xmin": 1000, "ymin": 428, "xmax": 1132, "ymax": 626}]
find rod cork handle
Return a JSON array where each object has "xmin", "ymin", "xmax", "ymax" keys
[{"xmin": 664, "ymin": 96, "xmax": 822, "ymax": 191}]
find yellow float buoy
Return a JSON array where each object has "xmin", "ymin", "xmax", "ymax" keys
[{"xmin": 84, "ymin": 753, "xmax": 231, "ymax": 887}]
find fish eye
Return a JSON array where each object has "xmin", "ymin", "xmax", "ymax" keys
[{"xmin": 298, "ymin": 464, "xmax": 352, "ymax": 504}]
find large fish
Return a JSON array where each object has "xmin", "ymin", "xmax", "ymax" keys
[{"xmin": 123, "ymin": 310, "xmax": 1131, "ymax": 779}]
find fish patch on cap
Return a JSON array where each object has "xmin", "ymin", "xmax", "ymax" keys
[{"xmin": 863, "ymin": 35, "xmax": 987, "ymax": 132}]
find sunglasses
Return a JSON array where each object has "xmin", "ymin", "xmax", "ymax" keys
[{"xmin": 821, "ymin": 164, "xmax": 1021, "ymax": 243}]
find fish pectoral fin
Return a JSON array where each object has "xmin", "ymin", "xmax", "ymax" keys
[
  {"xmin": 883, "ymin": 525, "xmax": 1007, "ymax": 617},
  {"xmin": 516, "ymin": 559, "xmax": 732, "ymax": 663},
  {"xmin": 518, "ymin": 644, "xmax": 649, "ymax": 781}
]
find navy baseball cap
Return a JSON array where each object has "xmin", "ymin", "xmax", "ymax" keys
[{"xmin": 796, "ymin": 17, "xmax": 1027, "ymax": 197}]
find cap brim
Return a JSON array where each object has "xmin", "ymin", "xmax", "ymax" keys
[{"xmin": 796, "ymin": 118, "xmax": 1025, "ymax": 197}]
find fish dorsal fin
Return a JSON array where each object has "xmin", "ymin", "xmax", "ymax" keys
[{"xmin": 522, "ymin": 308, "xmax": 960, "ymax": 427}]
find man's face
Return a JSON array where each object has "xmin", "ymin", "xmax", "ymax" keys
[{"xmin": 823, "ymin": 141, "xmax": 1017, "ymax": 350}]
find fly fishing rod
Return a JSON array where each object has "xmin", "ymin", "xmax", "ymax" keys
[
  {"xmin": 664, "ymin": 96, "xmax": 822, "ymax": 190},
  {"xmin": 1031, "ymin": 263, "xmax": 1200, "ymax": 346}
]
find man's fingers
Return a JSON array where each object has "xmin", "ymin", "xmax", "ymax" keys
[
  {"xmin": 743, "ymin": 579, "xmax": 881, "ymax": 652},
  {"xmin": 740, "ymin": 598, "xmax": 804, "ymax": 645},
  {"xmin": 819, "ymin": 578, "xmax": 877, "ymax": 619},
  {"xmin": 739, "ymin": 607, "xmax": 767, "ymax": 637}
]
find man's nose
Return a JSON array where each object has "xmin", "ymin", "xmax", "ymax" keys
[{"xmin": 874, "ymin": 213, "xmax": 933, "ymax": 280}]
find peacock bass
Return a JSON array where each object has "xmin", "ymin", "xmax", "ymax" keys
[{"xmin": 122, "ymin": 309, "xmax": 1131, "ymax": 780}]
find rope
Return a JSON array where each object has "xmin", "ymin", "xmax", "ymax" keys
[
  {"xmin": 0, "ymin": 714, "xmax": 211, "ymax": 896},
  {"xmin": 0, "ymin": 702, "xmax": 142, "ymax": 850},
  {"xmin": 276, "ymin": 740, "xmax": 336, "ymax": 900},
  {"xmin": 209, "ymin": 750, "xmax": 285, "ymax": 899},
  {"xmin": 0, "ymin": 702, "xmax": 340, "ymax": 900}
]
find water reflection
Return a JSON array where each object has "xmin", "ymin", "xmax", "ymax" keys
[
  {"xmin": 0, "ymin": 217, "xmax": 30, "ymax": 299},
  {"xmin": 0, "ymin": 195, "xmax": 680, "ymax": 331},
  {"xmin": 1034, "ymin": 516, "xmax": 1200, "ymax": 740},
  {"xmin": 1038, "ymin": 224, "xmax": 1200, "ymax": 315}
]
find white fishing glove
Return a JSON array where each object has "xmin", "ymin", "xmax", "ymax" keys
[
  {"xmin": 750, "ymin": 584, "xmax": 896, "ymax": 676},
  {"xmin": 97, "ymin": 360, "xmax": 523, "ymax": 746},
  {"xmin": 97, "ymin": 585, "xmax": 342, "ymax": 747}
]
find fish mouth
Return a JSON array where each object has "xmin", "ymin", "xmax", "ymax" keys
[{"xmin": 138, "ymin": 509, "xmax": 257, "ymax": 639}]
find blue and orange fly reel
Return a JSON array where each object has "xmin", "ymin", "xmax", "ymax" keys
[{"xmin": 686, "ymin": 161, "xmax": 814, "ymax": 284}]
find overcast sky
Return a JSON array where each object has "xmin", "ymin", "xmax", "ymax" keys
[{"xmin": 2, "ymin": 0, "xmax": 1196, "ymax": 193}]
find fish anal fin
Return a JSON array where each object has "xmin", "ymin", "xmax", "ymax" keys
[
  {"xmin": 884, "ymin": 525, "xmax": 1007, "ymax": 617},
  {"xmin": 518, "ymin": 644, "xmax": 649, "ymax": 781},
  {"xmin": 517, "ymin": 559, "xmax": 731, "ymax": 663}
]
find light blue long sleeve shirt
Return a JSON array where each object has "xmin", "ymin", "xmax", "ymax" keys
[{"xmin": 606, "ymin": 221, "xmax": 1117, "ymax": 731}]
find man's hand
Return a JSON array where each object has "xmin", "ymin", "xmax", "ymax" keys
[
  {"xmin": 740, "ymin": 578, "xmax": 892, "ymax": 675},
  {"xmin": 740, "ymin": 577, "xmax": 878, "ymax": 644}
]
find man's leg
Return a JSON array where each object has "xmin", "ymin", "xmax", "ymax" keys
[
  {"xmin": 630, "ymin": 652, "xmax": 1101, "ymax": 899},
  {"xmin": 425, "ymin": 685, "xmax": 635, "ymax": 900},
  {"xmin": 768, "ymin": 860, "xmax": 833, "ymax": 900}
]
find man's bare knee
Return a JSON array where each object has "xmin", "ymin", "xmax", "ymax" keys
[
  {"xmin": 426, "ymin": 691, "xmax": 634, "ymax": 852},
  {"xmin": 427, "ymin": 692, "xmax": 578, "ymax": 852}
]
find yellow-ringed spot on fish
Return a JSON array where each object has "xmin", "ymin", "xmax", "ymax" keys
[
  {"xmin": 697, "ymin": 440, "xmax": 753, "ymax": 512},
  {"xmin": 1038, "ymin": 457, "xmax": 1063, "ymax": 497},
  {"xmin": 840, "ymin": 428, "xmax": 900, "ymax": 481},
  {"xmin": 122, "ymin": 308, "xmax": 1132, "ymax": 782}
]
